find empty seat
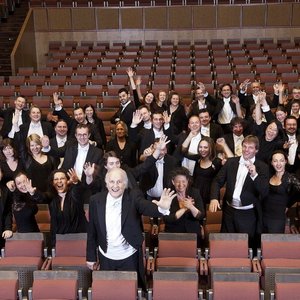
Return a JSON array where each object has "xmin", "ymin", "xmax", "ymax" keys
[
  {"xmin": 28, "ymin": 270, "xmax": 81, "ymax": 300},
  {"xmin": 19, "ymin": 85, "xmax": 37, "ymax": 97},
  {"xmin": 207, "ymin": 272, "xmax": 263, "ymax": 300},
  {"xmin": 149, "ymin": 271, "xmax": 201, "ymax": 300},
  {"xmin": 0, "ymin": 86, "xmax": 16, "ymax": 97},
  {"xmin": 0, "ymin": 233, "xmax": 46, "ymax": 294},
  {"xmin": 270, "ymin": 273, "xmax": 300, "ymax": 300},
  {"xmin": 18, "ymin": 67, "xmax": 34, "ymax": 76},
  {"xmin": 8, "ymin": 76, "xmax": 25, "ymax": 86},
  {"xmin": 0, "ymin": 270, "xmax": 22, "ymax": 300},
  {"xmin": 88, "ymin": 271, "xmax": 141, "ymax": 300}
]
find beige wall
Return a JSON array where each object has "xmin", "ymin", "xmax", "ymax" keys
[{"xmin": 11, "ymin": 5, "xmax": 300, "ymax": 71}]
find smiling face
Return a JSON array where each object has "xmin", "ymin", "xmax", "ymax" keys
[
  {"xmin": 53, "ymin": 171, "xmax": 68, "ymax": 193},
  {"xmin": 232, "ymin": 122, "xmax": 244, "ymax": 136},
  {"xmin": 74, "ymin": 108, "xmax": 86, "ymax": 124},
  {"xmin": 198, "ymin": 140, "xmax": 210, "ymax": 158},
  {"xmin": 75, "ymin": 127, "xmax": 90, "ymax": 146},
  {"xmin": 105, "ymin": 168, "xmax": 127, "ymax": 198},
  {"xmin": 85, "ymin": 106, "xmax": 94, "ymax": 119},
  {"xmin": 242, "ymin": 142, "xmax": 258, "ymax": 160},
  {"xmin": 188, "ymin": 116, "xmax": 201, "ymax": 133},
  {"xmin": 158, "ymin": 91, "xmax": 166, "ymax": 103},
  {"xmin": 152, "ymin": 113, "xmax": 164, "ymax": 130},
  {"xmin": 221, "ymin": 85, "xmax": 232, "ymax": 98},
  {"xmin": 55, "ymin": 120, "xmax": 68, "ymax": 137},
  {"xmin": 172, "ymin": 174, "xmax": 188, "ymax": 194},
  {"xmin": 30, "ymin": 107, "xmax": 41, "ymax": 123},
  {"xmin": 285, "ymin": 118, "xmax": 297, "ymax": 135},
  {"xmin": 2, "ymin": 145, "xmax": 15, "ymax": 159},
  {"xmin": 251, "ymin": 82, "xmax": 261, "ymax": 96},
  {"xmin": 115, "ymin": 123, "xmax": 126, "ymax": 138},
  {"xmin": 15, "ymin": 174, "xmax": 28, "ymax": 193},
  {"xmin": 29, "ymin": 140, "xmax": 42, "ymax": 156},
  {"xmin": 139, "ymin": 107, "xmax": 151, "ymax": 122},
  {"xmin": 275, "ymin": 110, "xmax": 287, "ymax": 123},
  {"xmin": 271, "ymin": 152, "xmax": 287, "ymax": 173},
  {"xmin": 199, "ymin": 111, "xmax": 211, "ymax": 126},
  {"xmin": 265, "ymin": 122, "xmax": 279, "ymax": 141},
  {"xmin": 144, "ymin": 92, "xmax": 154, "ymax": 105},
  {"xmin": 105, "ymin": 157, "xmax": 121, "ymax": 171},
  {"xmin": 170, "ymin": 94, "xmax": 180, "ymax": 107},
  {"xmin": 15, "ymin": 97, "xmax": 26, "ymax": 110},
  {"xmin": 119, "ymin": 91, "xmax": 130, "ymax": 105}
]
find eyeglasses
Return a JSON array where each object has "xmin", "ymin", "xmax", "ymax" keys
[{"xmin": 76, "ymin": 133, "xmax": 89, "ymax": 138}]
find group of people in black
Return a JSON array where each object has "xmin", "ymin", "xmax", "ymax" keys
[{"xmin": 0, "ymin": 70, "xmax": 299, "ymax": 286}]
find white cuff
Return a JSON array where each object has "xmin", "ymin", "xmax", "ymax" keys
[
  {"xmin": 158, "ymin": 207, "xmax": 170, "ymax": 215},
  {"xmin": 261, "ymin": 105, "xmax": 270, "ymax": 113}
]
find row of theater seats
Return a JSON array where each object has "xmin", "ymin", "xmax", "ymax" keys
[{"xmin": 0, "ymin": 232, "xmax": 299, "ymax": 299}]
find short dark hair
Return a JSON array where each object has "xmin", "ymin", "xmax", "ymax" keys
[
  {"xmin": 75, "ymin": 123, "xmax": 90, "ymax": 134},
  {"xmin": 118, "ymin": 87, "xmax": 129, "ymax": 95},
  {"xmin": 284, "ymin": 115, "xmax": 298, "ymax": 126}
]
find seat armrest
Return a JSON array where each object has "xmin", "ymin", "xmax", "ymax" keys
[
  {"xmin": 41, "ymin": 257, "xmax": 52, "ymax": 270},
  {"xmin": 252, "ymin": 258, "xmax": 262, "ymax": 276},
  {"xmin": 204, "ymin": 248, "xmax": 209, "ymax": 260},
  {"xmin": 1, "ymin": 247, "xmax": 5, "ymax": 258},
  {"xmin": 145, "ymin": 247, "xmax": 150, "ymax": 259},
  {"xmin": 28, "ymin": 288, "xmax": 33, "ymax": 300},
  {"xmin": 137, "ymin": 288, "xmax": 143, "ymax": 300},
  {"xmin": 147, "ymin": 288, "xmax": 153, "ymax": 300},
  {"xmin": 256, "ymin": 248, "xmax": 262, "ymax": 260},
  {"xmin": 199, "ymin": 289, "xmax": 204, "ymax": 300},
  {"xmin": 87, "ymin": 287, "xmax": 92, "ymax": 300},
  {"xmin": 270, "ymin": 290, "xmax": 274, "ymax": 300},
  {"xmin": 146, "ymin": 256, "xmax": 154, "ymax": 275},
  {"xmin": 151, "ymin": 224, "xmax": 159, "ymax": 236},
  {"xmin": 18, "ymin": 288, "xmax": 23, "ymax": 300},
  {"xmin": 51, "ymin": 248, "xmax": 56, "ymax": 257},
  {"xmin": 260, "ymin": 290, "xmax": 264, "ymax": 300},
  {"xmin": 153, "ymin": 247, "xmax": 158, "ymax": 258},
  {"xmin": 199, "ymin": 258, "xmax": 208, "ymax": 276},
  {"xmin": 206, "ymin": 289, "xmax": 213, "ymax": 300},
  {"xmin": 78, "ymin": 288, "xmax": 83, "ymax": 300},
  {"xmin": 248, "ymin": 248, "xmax": 253, "ymax": 260},
  {"xmin": 43, "ymin": 247, "xmax": 48, "ymax": 258}
]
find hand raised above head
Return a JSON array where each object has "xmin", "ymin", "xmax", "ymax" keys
[{"xmin": 152, "ymin": 188, "xmax": 176, "ymax": 210}]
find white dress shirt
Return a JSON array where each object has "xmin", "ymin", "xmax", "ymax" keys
[
  {"xmin": 288, "ymin": 134, "xmax": 298, "ymax": 165},
  {"xmin": 218, "ymin": 98, "xmax": 235, "ymax": 124},
  {"xmin": 233, "ymin": 134, "xmax": 244, "ymax": 157},
  {"xmin": 182, "ymin": 132, "xmax": 201, "ymax": 175},
  {"xmin": 147, "ymin": 158, "xmax": 164, "ymax": 198},
  {"xmin": 8, "ymin": 110, "xmax": 23, "ymax": 138},
  {"xmin": 99, "ymin": 193, "xmax": 136, "ymax": 260},
  {"xmin": 27, "ymin": 121, "xmax": 44, "ymax": 137},
  {"xmin": 74, "ymin": 144, "xmax": 89, "ymax": 180},
  {"xmin": 201, "ymin": 124, "xmax": 210, "ymax": 137}
]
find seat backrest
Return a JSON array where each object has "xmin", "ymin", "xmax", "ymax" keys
[
  {"xmin": 91, "ymin": 271, "xmax": 137, "ymax": 300},
  {"xmin": 209, "ymin": 233, "xmax": 249, "ymax": 258},
  {"xmin": 153, "ymin": 271, "xmax": 199, "ymax": 300},
  {"xmin": 158, "ymin": 233, "xmax": 197, "ymax": 258},
  {"xmin": 5, "ymin": 233, "xmax": 44, "ymax": 257},
  {"xmin": 275, "ymin": 273, "xmax": 300, "ymax": 300},
  {"xmin": 32, "ymin": 270, "xmax": 78, "ymax": 299},
  {"xmin": 0, "ymin": 271, "xmax": 19, "ymax": 300},
  {"xmin": 55, "ymin": 233, "xmax": 87, "ymax": 257},
  {"xmin": 212, "ymin": 272, "xmax": 260, "ymax": 300},
  {"xmin": 261, "ymin": 234, "xmax": 300, "ymax": 259}
]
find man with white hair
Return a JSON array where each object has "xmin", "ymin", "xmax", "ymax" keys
[{"xmin": 86, "ymin": 168, "xmax": 176, "ymax": 288}]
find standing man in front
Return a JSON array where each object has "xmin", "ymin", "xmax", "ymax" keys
[
  {"xmin": 209, "ymin": 135, "xmax": 269, "ymax": 250},
  {"xmin": 86, "ymin": 168, "xmax": 175, "ymax": 289}
]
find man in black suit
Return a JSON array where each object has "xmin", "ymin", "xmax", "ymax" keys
[
  {"xmin": 210, "ymin": 135, "xmax": 269, "ymax": 249},
  {"xmin": 86, "ymin": 168, "xmax": 176, "ymax": 288},
  {"xmin": 198, "ymin": 109, "xmax": 223, "ymax": 142},
  {"xmin": 283, "ymin": 116, "xmax": 300, "ymax": 176},
  {"xmin": 0, "ymin": 96, "xmax": 30, "ymax": 139},
  {"xmin": 139, "ymin": 138, "xmax": 179, "ymax": 200},
  {"xmin": 110, "ymin": 87, "xmax": 136, "ymax": 127},
  {"xmin": 188, "ymin": 82, "xmax": 217, "ymax": 118},
  {"xmin": 223, "ymin": 117, "xmax": 246, "ymax": 157}
]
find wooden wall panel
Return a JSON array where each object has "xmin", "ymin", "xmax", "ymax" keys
[
  {"xmin": 217, "ymin": 6, "xmax": 240, "ymax": 28},
  {"xmin": 292, "ymin": 3, "xmax": 300, "ymax": 26},
  {"xmin": 72, "ymin": 8, "xmax": 96, "ymax": 30},
  {"xmin": 48, "ymin": 8, "xmax": 72, "ymax": 30},
  {"xmin": 121, "ymin": 8, "xmax": 143, "ymax": 29},
  {"xmin": 97, "ymin": 8, "xmax": 119, "ymax": 29},
  {"xmin": 267, "ymin": 4, "xmax": 291, "ymax": 26},
  {"xmin": 242, "ymin": 5, "xmax": 265, "ymax": 27},
  {"xmin": 33, "ymin": 8, "xmax": 48, "ymax": 31},
  {"xmin": 169, "ymin": 7, "xmax": 192, "ymax": 29},
  {"xmin": 193, "ymin": 6, "xmax": 216, "ymax": 28},
  {"xmin": 144, "ymin": 7, "xmax": 167, "ymax": 29}
]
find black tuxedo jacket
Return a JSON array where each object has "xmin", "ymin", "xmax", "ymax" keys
[
  {"xmin": 212, "ymin": 98, "xmax": 237, "ymax": 122},
  {"xmin": 18, "ymin": 121, "xmax": 55, "ymax": 142},
  {"xmin": 86, "ymin": 188, "xmax": 163, "ymax": 262},
  {"xmin": 139, "ymin": 154, "xmax": 179, "ymax": 194},
  {"xmin": 224, "ymin": 133, "xmax": 235, "ymax": 154},
  {"xmin": 188, "ymin": 95, "xmax": 217, "ymax": 118},
  {"xmin": 208, "ymin": 123, "xmax": 224, "ymax": 141},
  {"xmin": 211, "ymin": 157, "xmax": 269, "ymax": 207},
  {"xmin": 0, "ymin": 108, "xmax": 30, "ymax": 138},
  {"xmin": 110, "ymin": 101, "xmax": 136, "ymax": 127}
]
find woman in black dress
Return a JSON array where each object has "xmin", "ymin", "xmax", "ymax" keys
[
  {"xmin": 31, "ymin": 168, "xmax": 89, "ymax": 246},
  {"xmin": 21, "ymin": 134, "xmax": 57, "ymax": 193},
  {"xmin": 0, "ymin": 138, "xmax": 24, "ymax": 184},
  {"xmin": 0, "ymin": 166, "xmax": 13, "ymax": 247},
  {"xmin": 164, "ymin": 167, "xmax": 204, "ymax": 246},
  {"xmin": 106, "ymin": 121, "xmax": 137, "ymax": 167},
  {"xmin": 10, "ymin": 172, "xmax": 40, "ymax": 233},
  {"xmin": 192, "ymin": 137, "xmax": 222, "ymax": 207},
  {"xmin": 84, "ymin": 104, "xmax": 107, "ymax": 149},
  {"xmin": 167, "ymin": 91, "xmax": 188, "ymax": 135},
  {"xmin": 262, "ymin": 150, "xmax": 300, "ymax": 233}
]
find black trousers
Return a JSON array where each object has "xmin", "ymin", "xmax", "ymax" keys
[{"xmin": 221, "ymin": 205, "xmax": 259, "ymax": 251}]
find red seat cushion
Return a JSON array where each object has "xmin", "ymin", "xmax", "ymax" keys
[
  {"xmin": 209, "ymin": 258, "xmax": 251, "ymax": 270},
  {"xmin": 156, "ymin": 257, "xmax": 199, "ymax": 272},
  {"xmin": 0, "ymin": 279, "xmax": 18, "ymax": 300},
  {"xmin": 276, "ymin": 282, "xmax": 300, "ymax": 300},
  {"xmin": 0, "ymin": 257, "xmax": 43, "ymax": 268},
  {"xmin": 262, "ymin": 259, "xmax": 300, "ymax": 269},
  {"xmin": 52, "ymin": 257, "xmax": 86, "ymax": 267}
]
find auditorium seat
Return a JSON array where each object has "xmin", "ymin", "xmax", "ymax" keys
[
  {"xmin": 85, "ymin": 84, "xmax": 104, "ymax": 96},
  {"xmin": 37, "ymin": 67, "xmax": 54, "ymax": 77},
  {"xmin": 148, "ymin": 271, "xmax": 202, "ymax": 300},
  {"xmin": 28, "ymin": 270, "xmax": 81, "ymax": 300},
  {"xmin": 18, "ymin": 67, "xmax": 34, "ymax": 76},
  {"xmin": 49, "ymin": 75, "xmax": 67, "ymax": 86},
  {"xmin": 270, "ymin": 273, "xmax": 300, "ymax": 300},
  {"xmin": 255, "ymin": 234, "xmax": 300, "ymax": 300},
  {"xmin": 207, "ymin": 272, "xmax": 263, "ymax": 300},
  {"xmin": 63, "ymin": 84, "xmax": 82, "ymax": 97},
  {"xmin": 8, "ymin": 75, "xmax": 25, "ymax": 86},
  {"xmin": 70, "ymin": 75, "xmax": 88, "ymax": 86},
  {"xmin": 0, "ymin": 233, "xmax": 46, "ymax": 294},
  {"xmin": 151, "ymin": 232, "xmax": 200, "ymax": 274},
  {"xmin": 32, "ymin": 96, "xmax": 51, "ymax": 109},
  {"xmin": 88, "ymin": 271, "xmax": 142, "ymax": 300},
  {"xmin": 19, "ymin": 85, "xmax": 37, "ymax": 97},
  {"xmin": 0, "ymin": 270, "xmax": 22, "ymax": 300},
  {"xmin": 28, "ymin": 75, "xmax": 46, "ymax": 87},
  {"xmin": 41, "ymin": 85, "xmax": 59, "ymax": 96},
  {"xmin": 201, "ymin": 233, "xmax": 253, "ymax": 283}
]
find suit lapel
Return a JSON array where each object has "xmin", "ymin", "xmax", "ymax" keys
[
  {"xmin": 121, "ymin": 190, "xmax": 130, "ymax": 227},
  {"xmin": 97, "ymin": 192, "xmax": 107, "ymax": 238}
]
